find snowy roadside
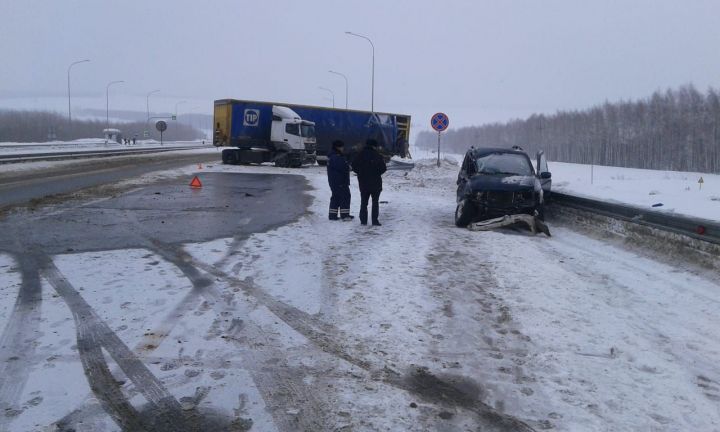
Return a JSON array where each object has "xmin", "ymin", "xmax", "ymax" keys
[
  {"xmin": 175, "ymin": 159, "xmax": 720, "ymax": 430},
  {"xmin": 410, "ymin": 145, "xmax": 719, "ymax": 222},
  {"xmin": 1, "ymin": 157, "xmax": 719, "ymax": 430}
]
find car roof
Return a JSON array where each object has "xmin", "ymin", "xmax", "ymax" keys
[{"xmin": 466, "ymin": 147, "xmax": 530, "ymax": 158}]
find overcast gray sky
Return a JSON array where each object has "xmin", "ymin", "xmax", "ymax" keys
[{"xmin": 2, "ymin": 0, "xmax": 720, "ymax": 132}]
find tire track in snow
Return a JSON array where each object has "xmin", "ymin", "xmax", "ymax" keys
[
  {"xmin": 422, "ymin": 224, "xmax": 544, "ymax": 430},
  {"xmin": 151, "ymin": 240, "xmax": 332, "ymax": 432},
  {"xmin": 0, "ymin": 253, "xmax": 43, "ymax": 430},
  {"xmin": 38, "ymin": 254, "xmax": 188, "ymax": 432},
  {"xmin": 165, "ymin": 238, "xmax": 536, "ymax": 431}
]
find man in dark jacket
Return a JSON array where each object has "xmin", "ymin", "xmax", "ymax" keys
[
  {"xmin": 351, "ymin": 139, "xmax": 387, "ymax": 226},
  {"xmin": 327, "ymin": 140, "xmax": 354, "ymax": 221}
]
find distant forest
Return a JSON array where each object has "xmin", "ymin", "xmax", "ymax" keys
[
  {"xmin": 0, "ymin": 110, "xmax": 203, "ymax": 142},
  {"xmin": 416, "ymin": 85, "xmax": 720, "ymax": 173}
]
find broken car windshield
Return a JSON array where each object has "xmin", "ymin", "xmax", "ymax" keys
[{"xmin": 475, "ymin": 153, "xmax": 533, "ymax": 176}]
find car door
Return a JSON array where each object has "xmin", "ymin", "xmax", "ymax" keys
[
  {"xmin": 536, "ymin": 151, "xmax": 552, "ymax": 198},
  {"xmin": 457, "ymin": 154, "xmax": 472, "ymax": 202}
]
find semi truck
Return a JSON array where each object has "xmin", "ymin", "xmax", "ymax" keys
[
  {"xmin": 214, "ymin": 102, "xmax": 317, "ymax": 167},
  {"xmin": 213, "ymin": 99, "xmax": 411, "ymax": 166}
]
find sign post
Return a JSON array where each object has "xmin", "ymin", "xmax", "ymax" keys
[
  {"xmin": 431, "ymin": 112, "xmax": 449, "ymax": 167},
  {"xmin": 156, "ymin": 120, "xmax": 168, "ymax": 146}
]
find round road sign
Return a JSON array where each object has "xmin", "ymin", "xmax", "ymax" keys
[
  {"xmin": 431, "ymin": 112, "xmax": 449, "ymax": 132},
  {"xmin": 155, "ymin": 120, "xmax": 168, "ymax": 132}
]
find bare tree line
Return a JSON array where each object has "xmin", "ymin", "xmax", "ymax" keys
[
  {"xmin": 0, "ymin": 109, "xmax": 203, "ymax": 142},
  {"xmin": 416, "ymin": 84, "xmax": 720, "ymax": 174}
]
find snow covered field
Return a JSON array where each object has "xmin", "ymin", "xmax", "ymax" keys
[
  {"xmin": 1, "ymin": 157, "xmax": 719, "ymax": 430},
  {"xmin": 410, "ymin": 146, "xmax": 720, "ymax": 222},
  {"xmin": 550, "ymin": 162, "xmax": 720, "ymax": 221}
]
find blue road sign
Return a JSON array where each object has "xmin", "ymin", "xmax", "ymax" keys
[{"xmin": 431, "ymin": 112, "xmax": 449, "ymax": 132}]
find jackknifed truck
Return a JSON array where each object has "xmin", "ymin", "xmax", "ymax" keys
[{"xmin": 213, "ymin": 99, "xmax": 411, "ymax": 167}]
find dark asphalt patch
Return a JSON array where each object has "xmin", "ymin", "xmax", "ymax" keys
[{"xmin": 0, "ymin": 172, "xmax": 311, "ymax": 255}]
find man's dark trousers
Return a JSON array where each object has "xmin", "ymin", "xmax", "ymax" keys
[
  {"xmin": 330, "ymin": 185, "xmax": 351, "ymax": 218},
  {"xmin": 359, "ymin": 189, "xmax": 380, "ymax": 225}
]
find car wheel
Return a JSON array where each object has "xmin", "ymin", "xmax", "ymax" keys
[{"xmin": 455, "ymin": 199, "xmax": 475, "ymax": 227}]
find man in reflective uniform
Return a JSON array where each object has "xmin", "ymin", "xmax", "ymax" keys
[{"xmin": 327, "ymin": 140, "xmax": 354, "ymax": 221}]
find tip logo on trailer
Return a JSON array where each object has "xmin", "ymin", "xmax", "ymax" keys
[{"xmin": 244, "ymin": 109, "xmax": 260, "ymax": 126}]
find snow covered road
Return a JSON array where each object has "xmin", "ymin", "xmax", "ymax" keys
[{"xmin": 0, "ymin": 159, "xmax": 719, "ymax": 431}]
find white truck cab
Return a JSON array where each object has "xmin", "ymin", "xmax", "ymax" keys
[{"xmin": 271, "ymin": 105, "xmax": 316, "ymax": 152}]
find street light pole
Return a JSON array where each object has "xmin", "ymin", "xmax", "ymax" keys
[
  {"xmin": 175, "ymin": 100, "xmax": 187, "ymax": 119},
  {"xmin": 188, "ymin": 106, "xmax": 199, "ymax": 134},
  {"xmin": 318, "ymin": 87, "xmax": 335, "ymax": 108},
  {"xmin": 345, "ymin": 31, "xmax": 374, "ymax": 113},
  {"xmin": 146, "ymin": 89, "xmax": 160, "ymax": 123},
  {"xmin": 67, "ymin": 59, "xmax": 89, "ymax": 124},
  {"xmin": 106, "ymin": 80, "xmax": 124, "ymax": 131},
  {"xmin": 328, "ymin": 70, "xmax": 348, "ymax": 109}
]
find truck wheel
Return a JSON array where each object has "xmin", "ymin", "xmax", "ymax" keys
[
  {"xmin": 455, "ymin": 199, "xmax": 475, "ymax": 227},
  {"xmin": 221, "ymin": 149, "xmax": 235, "ymax": 165},
  {"xmin": 274, "ymin": 156, "xmax": 289, "ymax": 168}
]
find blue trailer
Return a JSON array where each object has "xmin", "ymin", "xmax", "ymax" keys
[{"xmin": 214, "ymin": 99, "xmax": 411, "ymax": 166}]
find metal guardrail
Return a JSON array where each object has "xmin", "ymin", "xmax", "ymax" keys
[
  {"xmin": 386, "ymin": 160, "xmax": 415, "ymax": 171},
  {"xmin": 551, "ymin": 192, "xmax": 720, "ymax": 245},
  {"xmin": 0, "ymin": 145, "xmax": 211, "ymax": 164}
]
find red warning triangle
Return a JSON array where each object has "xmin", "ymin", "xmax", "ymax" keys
[{"xmin": 189, "ymin": 176, "xmax": 202, "ymax": 188}]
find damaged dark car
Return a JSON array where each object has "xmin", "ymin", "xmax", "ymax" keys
[{"xmin": 455, "ymin": 147, "xmax": 552, "ymax": 227}]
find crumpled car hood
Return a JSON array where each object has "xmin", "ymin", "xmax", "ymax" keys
[{"xmin": 467, "ymin": 174, "xmax": 537, "ymax": 192}]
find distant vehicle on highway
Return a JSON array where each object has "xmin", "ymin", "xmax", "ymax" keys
[
  {"xmin": 103, "ymin": 128, "xmax": 123, "ymax": 144},
  {"xmin": 213, "ymin": 98, "xmax": 411, "ymax": 166},
  {"xmin": 454, "ymin": 147, "xmax": 552, "ymax": 227}
]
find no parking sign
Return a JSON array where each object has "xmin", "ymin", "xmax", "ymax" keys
[
  {"xmin": 431, "ymin": 112, "xmax": 449, "ymax": 166},
  {"xmin": 431, "ymin": 112, "xmax": 449, "ymax": 132}
]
